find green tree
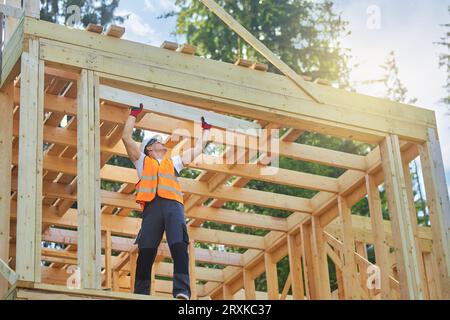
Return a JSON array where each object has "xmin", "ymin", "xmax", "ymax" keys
[
  {"xmin": 40, "ymin": 0, "xmax": 126, "ymax": 27},
  {"xmin": 166, "ymin": 0, "xmax": 360, "ymax": 294},
  {"xmin": 165, "ymin": 0, "xmax": 351, "ymax": 87},
  {"xmin": 438, "ymin": 6, "xmax": 450, "ymax": 108}
]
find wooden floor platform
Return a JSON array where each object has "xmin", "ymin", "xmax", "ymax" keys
[{"xmin": 4, "ymin": 281, "xmax": 173, "ymax": 300}]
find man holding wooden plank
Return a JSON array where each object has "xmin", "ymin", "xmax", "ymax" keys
[{"xmin": 122, "ymin": 104, "xmax": 212, "ymax": 300}]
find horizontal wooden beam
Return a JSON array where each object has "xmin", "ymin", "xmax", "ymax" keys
[
  {"xmin": 13, "ymin": 88, "xmax": 369, "ymax": 172},
  {"xmin": 99, "ymin": 84, "xmax": 261, "ymax": 133},
  {"xmin": 9, "ymin": 201, "xmax": 267, "ymax": 250},
  {"xmin": 11, "ymin": 154, "xmax": 313, "ymax": 214},
  {"xmin": 24, "ymin": 18, "xmax": 435, "ymax": 143}
]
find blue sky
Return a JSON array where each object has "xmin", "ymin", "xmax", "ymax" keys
[{"xmin": 115, "ymin": 0, "xmax": 450, "ymax": 198}]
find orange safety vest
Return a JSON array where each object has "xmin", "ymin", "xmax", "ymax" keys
[{"xmin": 135, "ymin": 155, "xmax": 184, "ymax": 211}]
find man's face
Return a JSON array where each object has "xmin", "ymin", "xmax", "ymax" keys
[{"xmin": 146, "ymin": 142, "xmax": 168, "ymax": 159}]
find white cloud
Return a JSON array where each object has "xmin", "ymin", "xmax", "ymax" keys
[{"xmin": 116, "ymin": 9, "xmax": 158, "ymax": 42}]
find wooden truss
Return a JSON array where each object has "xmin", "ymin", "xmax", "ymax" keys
[{"xmin": 1, "ymin": 1, "xmax": 450, "ymax": 300}]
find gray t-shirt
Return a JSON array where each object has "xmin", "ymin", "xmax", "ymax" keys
[{"xmin": 133, "ymin": 153, "xmax": 184, "ymax": 180}]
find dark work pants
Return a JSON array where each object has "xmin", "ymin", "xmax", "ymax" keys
[{"xmin": 134, "ymin": 195, "xmax": 191, "ymax": 298}]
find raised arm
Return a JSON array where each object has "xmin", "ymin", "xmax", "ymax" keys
[
  {"xmin": 121, "ymin": 105, "xmax": 143, "ymax": 162},
  {"xmin": 181, "ymin": 117, "xmax": 212, "ymax": 166}
]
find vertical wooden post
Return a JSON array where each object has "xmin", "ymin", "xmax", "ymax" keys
[
  {"xmin": 188, "ymin": 240, "xmax": 198, "ymax": 300},
  {"xmin": 300, "ymin": 223, "xmax": 316, "ymax": 299},
  {"xmin": 419, "ymin": 128, "xmax": 450, "ymax": 299},
  {"xmin": 104, "ymin": 230, "xmax": 112, "ymax": 289},
  {"xmin": 112, "ymin": 270, "xmax": 120, "ymax": 292},
  {"xmin": 151, "ymin": 261, "xmax": 158, "ymax": 295},
  {"xmin": 222, "ymin": 284, "xmax": 233, "ymax": 300},
  {"xmin": 77, "ymin": 69, "xmax": 101, "ymax": 289},
  {"xmin": 16, "ymin": 39, "xmax": 43, "ymax": 283},
  {"xmin": 23, "ymin": 0, "xmax": 40, "ymax": 19},
  {"xmin": 380, "ymin": 135, "xmax": 423, "ymax": 300},
  {"xmin": 0, "ymin": 84, "xmax": 14, "ymax": 296},
  {"xmin": 243, "ymin": 268, "xmax": 256, "ymax": 300},
  {"xmin": 337, "ymin": 196, "xmax": 359, "ymax": 299},
  {"xmin": 311, "ymin": 216, "xmax": 331, "ymax": 299},
  {"xmin": 264, "ymin": 251, "xmax": 279, "ymax": 300},
  {"xmin": 129, "ymin": 250, "xmax": 137, "ymax": 292},
  {"xmin": 287, "ymin": 233, "xmax": 305, "ymax": 300},
  {"xmin": 365, "ymin": 174, "xmax": 392, "ymax": 300},
  {"xmin": 402, "ymin": 157, "xmax": 429, "ymax": 299}
]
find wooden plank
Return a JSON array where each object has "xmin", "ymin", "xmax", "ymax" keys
[
  {"xmin": 25, "ymin": 18, "xmax": 436, "ymax": 142},
  {"xmin": 33, "ymin": 32, "xmax": 432, "ymax": 143},
  {"xmin": 419, "ymin": 128, "xmax": 450, "ymax": 299},
  {"xmin": 105, "ymin": 25, "xmax": 125, "ymax": 39},
  {"xmin": 311, "ymin": 216, "xmax": 331, "ymax": 299},
  {"xmin": 235, "ymin": 58, "xmax": 253, "ymax": 68},
  {"xmin": 16, "ymin": 39, "xmax": 43, "ymax": 282},
  {"xmin": 287, "ymin": 233, "xmax": 304, "ymax": 300},
  {"xmin": 380, "ymin": 135, "xmax": 424, "ymax": 299},
  {"xmin": 189, "ymin": 240, "xmax": 198, "ymax": 300},
  {"xmin": 264, "ymin": 252, "xmax": 279, "ymax": 300},
  {"xmin": 86, "ymin": 23, "xmax": 103, "ymax": 34},
  {"xmin": 104, "ymin": 230, "xmax": 112, "ymax": 289},
  {"xmin": 365, "ymin": 174, "xmax": 392, "ymax": 299},
  {"xmin": 177, "ymin": 43, "xmax": 197, "ymax": 55},
  {"xmin": 300, "ymin": 223, "xmax": 316, "ymax": 299},
  {"xmin": 1, "ymin": 15, "xmax": 24, "ymax": 88},
  {"xmin": 0, "ymin": 258, "xmax": 17, "ymax": 286},
  {"xmin": 77, "ymin": 70, "xmax": 102, "ymax": 289},
  {"xmin": 99, "ymin": 84, "xmax": 261, "ymax": 133},
  {"xmin": 160, "ymin": 41, "xmax": 178, "ymax": 51},
  {"xmin": 337, "ymin": 196, "xmax": 359, "ymax": 299},
  {"xmin": 0, "ymin": 84, "xmax": 13, "ymax": 296},
  {"xmin": 251, "ymin": 62, "xmax": 269, "ymax": 72},
  {"xmin": 243, "ymin": 268, "xmax": 256, "ymax": 300},
  {"xmin": 198, "ymin": 0, "xmax": 321, "ymax": 103}
]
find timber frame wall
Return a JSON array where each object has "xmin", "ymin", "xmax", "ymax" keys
[{"xmin": 1, "ymin": 1, "xmax": 450, "ymax": 300}]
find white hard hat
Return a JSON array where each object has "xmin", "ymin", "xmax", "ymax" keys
[{"xmin": 140, "ymin": 135, "xmax": 164, "ymax": 154}]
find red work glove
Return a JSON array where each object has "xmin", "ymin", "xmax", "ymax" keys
[
  {"xmin": 201, "ymin": 117, "xmax": 213, "ymax": 130},
  {"xmin": 130, "ymin": 103, "xmax": 144, "ymax": 118}
]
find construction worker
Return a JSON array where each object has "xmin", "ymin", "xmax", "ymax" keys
[{"xmin": 122, "ymin": 104, "xmax": 212, "ymax": 300}]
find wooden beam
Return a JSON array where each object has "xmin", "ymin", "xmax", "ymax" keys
[
  {"xmin": 198, "ymin": 0, "xmax": 321, "ymax": 103},
  {"xmin": 0, "ymin": 258, "xmax": 16, "ymax": 286},
  {"xmin": 311, "ymin": 217, "xmax": 331, "ymax": 299},
  {"xmin": 380, "ymin": 135, "xmax": 424, "ymax": 299},
  {"xmin": 99, "ymin": 84, "xmax": 261, "ymax": 133},
  {"xmin": 243, "ymin": 268, "xmax": 256, "ymax": 300},
  {"xmin": 287, "ymin": 233, "xmax": 304, "ymax": 300},
  {"xmin": 337, "ymin": 196, "xmax": 359, "ymax": 299},
  {"xmin": 16, "ymin": 39, "xmax": 43, "ymax": 282},
  {"xmin": 300, "ymin": 223, "xmax": 316, "ymax": 299},
  {"xmin": 189, "ymin": 240, "xmax": 198, "ymax": 300},
  {"xmin": 104, "ymin": 230, "xmax": 112, "ymax": 289},
  {"xmin": 29, "ymin": 25, "xmax": 434, "ymax": 143},
  {"xmin": 419, "ymin": 128, "xmax": 450, "ymax": 299},
  {"xmin": 264, "ymin": 252, "xmax": 279, "ymax": 300},
  {"xmin": 0, "ymin": 84, "xmax": 13, "ymax": 296},
  {"xmin": 77, "ymin": 70, "xmax": 102, "ymax": 289},
  {"xmin": 365, "ymin": 174, "xmax": 392, "ymax": 299}
]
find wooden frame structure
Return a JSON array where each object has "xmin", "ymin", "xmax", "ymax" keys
[{"xmin": 1, "ymin": 0, "xmax": 450, "ymax": 300}]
